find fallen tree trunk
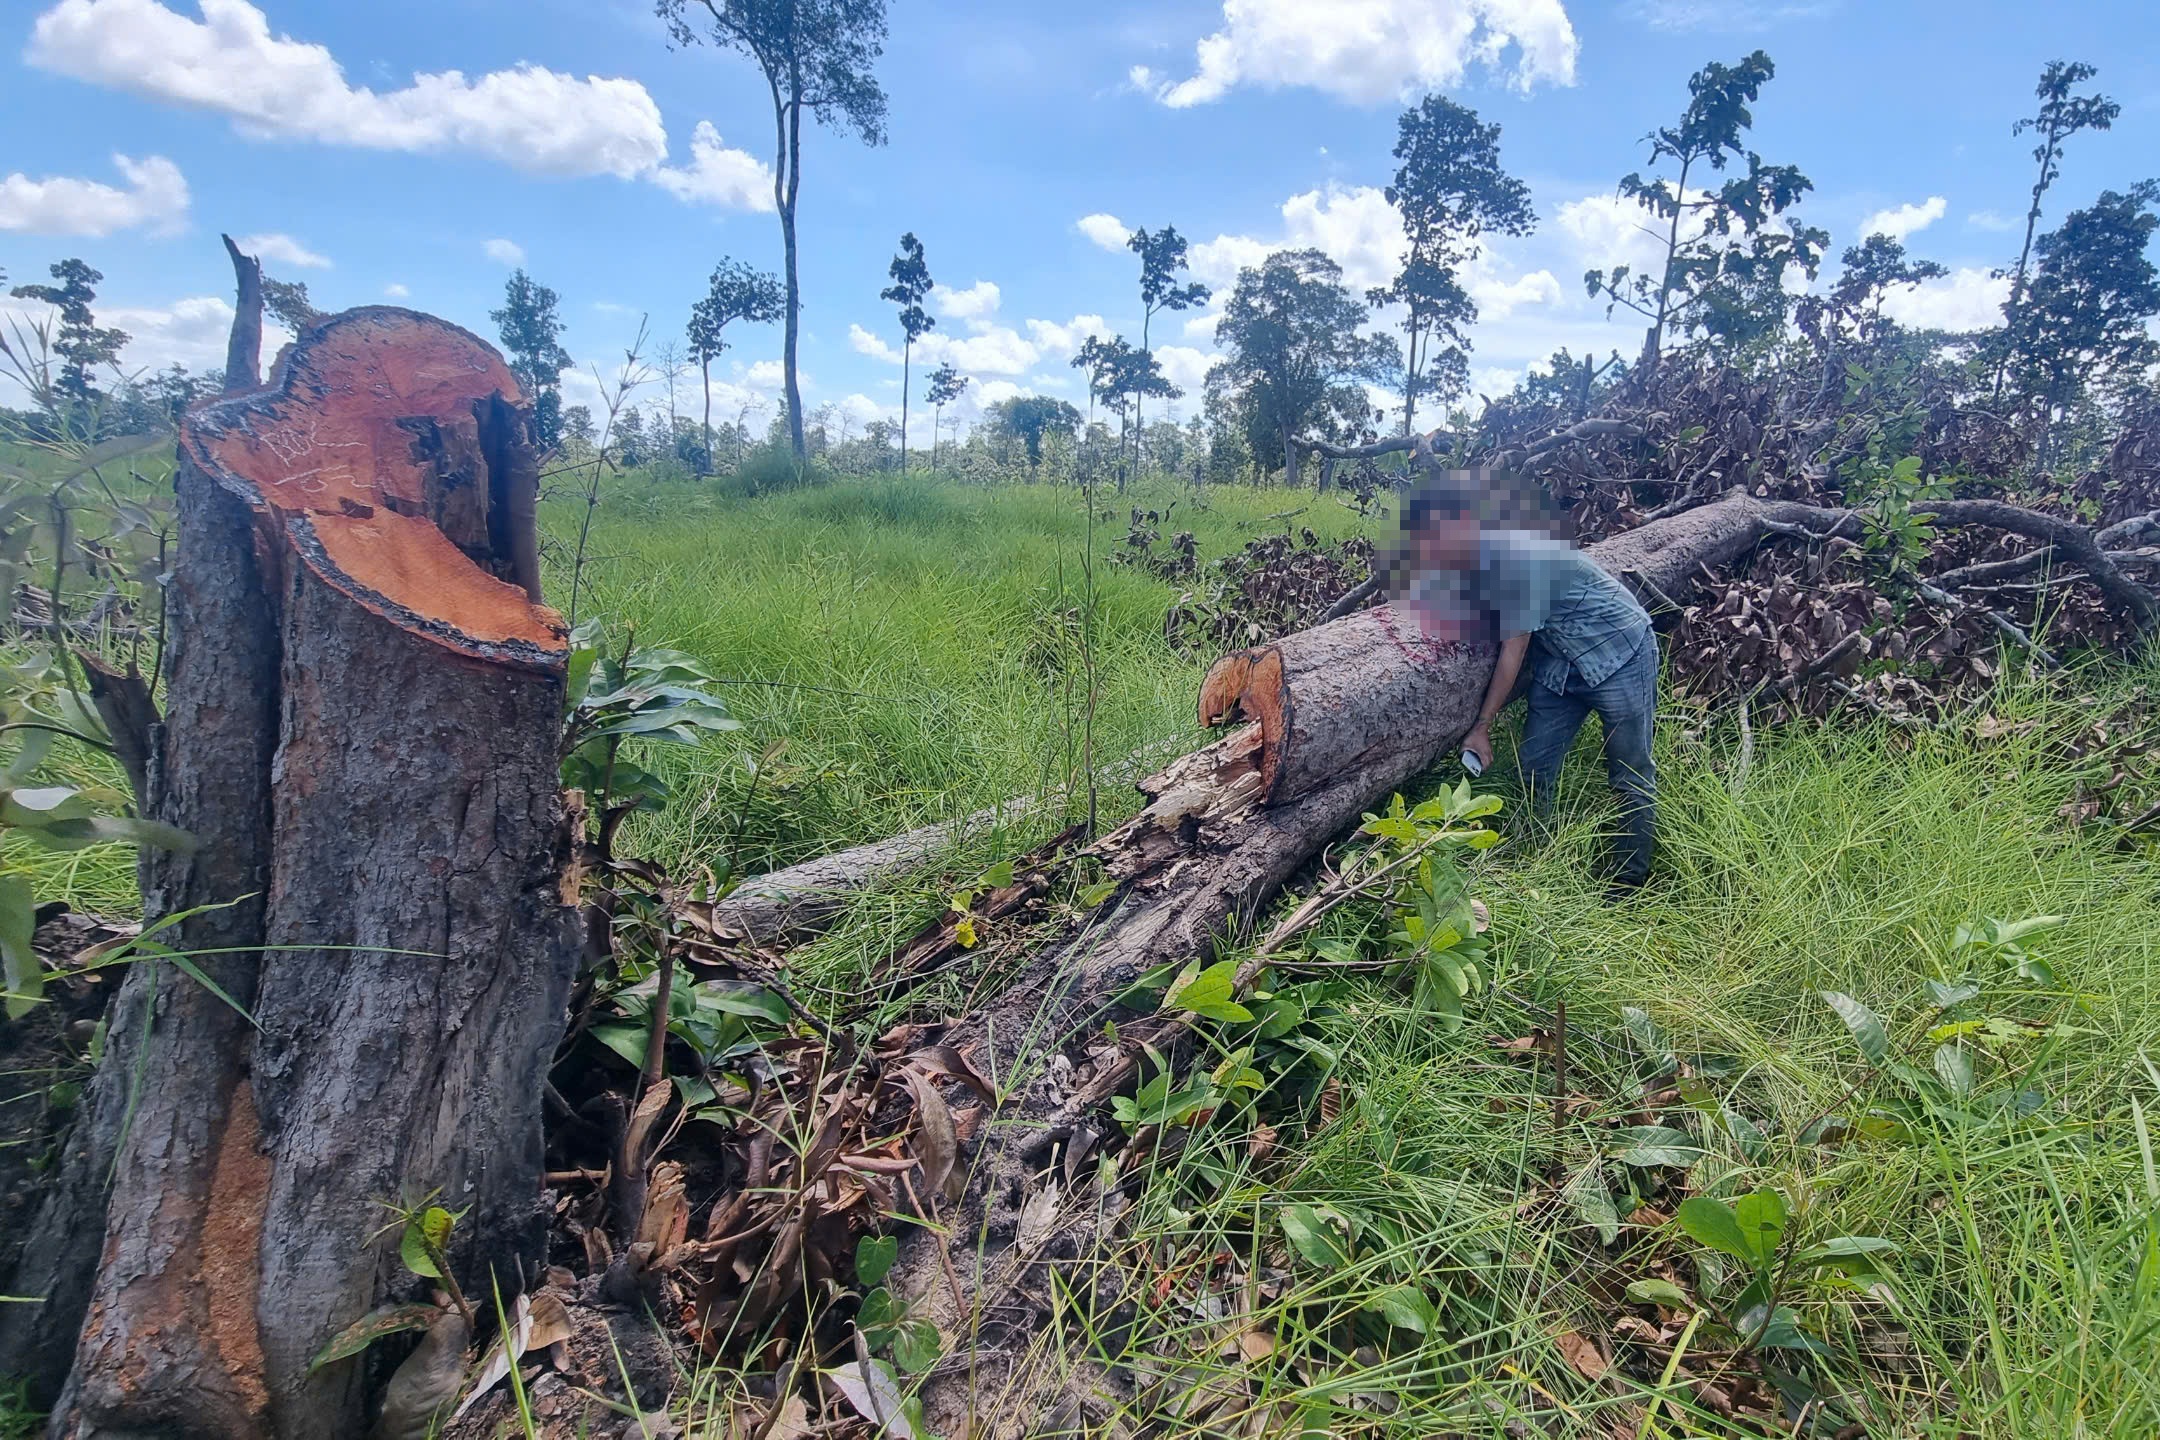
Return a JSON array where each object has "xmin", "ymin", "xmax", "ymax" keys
[
  {"xmin": 883, "ymin": 489, "xmax": 1841, "ymax": 1437},
  {"xmin": 4, "ymin": 308, "xmax": 579, "ymax": 1438}
]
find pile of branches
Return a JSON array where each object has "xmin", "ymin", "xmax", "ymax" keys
[
  {"xmin": 1295, "ymin": 353, "xmax": 2160, "ymax": 728},
  {"xmin": 1137, "ymin": 522, "xmax": 1374, "ymax": 656}
]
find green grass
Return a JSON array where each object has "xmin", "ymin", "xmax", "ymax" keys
[{"xmin": 544, "ymin": 470, "xmax": 1369, "ymax": 875}]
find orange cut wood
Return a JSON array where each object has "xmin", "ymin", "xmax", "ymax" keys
[{"xmin": 181, "ymin": 307, "xmax": 565, "ymax": 667}]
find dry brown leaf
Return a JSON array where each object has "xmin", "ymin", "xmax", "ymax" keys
[
  {"xmin": 1236, "ymin": 1328, "xmax": 1276, "ymax": 1362},
  {"xmin": 524, "ymin": 1291, "xmax": 574, "ymax": 1354},
  {"xmin": 1016, "ymin": 1178, "xmax": 1061, "ymax": 1255},
  {"xmin": 1247, "ymin": 1123, "xmax": 1277, "ymax": 1163},
  {"xmin": 638, "ymin": 1160, "xmax": 690, "ymax": 1260},
  {"xmin": 1554, "ymin": 1330, "xmax": 1609, "ymax": 1382},
  {"xmin": 901, "ymin": 1069, "xmax": 960, "ymax": 1205}
]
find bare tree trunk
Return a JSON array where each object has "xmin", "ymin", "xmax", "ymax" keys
[
  {"xmin": 900, "ymin": 340, "xmax": 911, "ymax": 474},
  {"xmin": 220, "ymin": 234, "xmax": 263, "ymax": 393},
  {"xmin": 781, "ymin": 79, "xmax": 807, "ymax": 464},
  {"xmin": 16, "ymin": 310, "xmax": 580, "ymax": 1438},
  {"xmin": 1281, "ymin": 419, "xmax": 1302, "ymax": 488},
  {"xmin": 701, "ymin": 355, "xmax": 714, "ymax": 476}
]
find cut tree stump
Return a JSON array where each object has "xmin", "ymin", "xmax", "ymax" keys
[
  {"xmin": 881, "ymin": 488, "xmax": 1829, "ymax": 1438},
  {"xmin": 2, "ymin": 309, "xmax": 579, "ymax": 1439}
]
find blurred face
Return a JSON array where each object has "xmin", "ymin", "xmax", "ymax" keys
[{"xmin": 1412, "ymin": 509, "xmax": 1478, "ymax": 570}]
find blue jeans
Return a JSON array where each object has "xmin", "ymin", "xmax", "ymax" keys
[{"xmin": 1515, "ymin": 638, "xmax": 1659, "ymax": 884}]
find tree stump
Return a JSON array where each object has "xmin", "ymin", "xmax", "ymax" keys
[{"xmin": 13, "ymin": 310, "xmax": 579, "ymax": 1438}]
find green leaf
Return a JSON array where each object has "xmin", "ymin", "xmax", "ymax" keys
[
  {"xmin": 696, "ymin": 983, "xmax": 789, "ymax": 1027},
  {"xmin": 978, "ymin": 860, "xmax": 1015, "ymax": 889},
  {"xmin": 1932, "ymin": 1044, "xmax": 1973, "ymax": 1099},
  {"xmin": 400, "ymin": 1206, "xmax": 458, "ymax": 1279},
  {"xmin": 1796, "ymin": 1236, "xmax": 1897, "ymax": 1268},
  {"xmin": 1926, "ymin": 978, "xmax": 1982, "ymax": 1010},
  {"xmin": 1168, "ymin": 960, "xmax": 1252, "ymax": 1024},
  {"xmin": 1076, "ymin": 880, "xmax": 1118, "ymax": 908},
  {"xmin": 1280, "ymin": 1204, "xmax": 1351, "ymax": 1269},
  {"xmin": 856, "ymin": 1286, "xmax": 902, "ymax": 1336},
  {"xmin": 0, "ymin": 872, "xmax": 40, "ymax": 1019},
  {"xmin": 308, "ymin": 1302, "xmax": 440, "ymax": 1371},
  {"xmin": 889, "ymin": 1318, "xmax": 942, "ymax": 1374},
  {"xmin": 1373, "ymin": 1285, "xmax": 1434, "ymax": 1334},
  {"xmin": 856, "ymin": 1235, "xmax": 898, "ymax": 1287},
  {"xmin": 1569, "ymin": 1165, "xmax": 1621, "ymax": 1246},
  {"xmin": 1626, "ymin": 1279, "xmax": 1692, "ymax": 1309},
  {"xmin": 589, "ymin": 1023, "xmax": 649, "ymax": 1069},
  {"xmin": 1732, "ymin": 1188, "xmax": 1788, "ymax": 1265},
  {"xmin": 1821, "ymin": 991, "xmax": 1892, "ymax": 1069},
  {"xmin": 1676, "ymin": 1196, "xmax": 1757, "ymax": 1266},
  {"xmin": 1606, "ymin": 1125, "xmax": 1703, "ymax": 1169}
]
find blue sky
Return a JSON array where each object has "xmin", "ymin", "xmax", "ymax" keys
[{"xmin": 3, "ymin": 0, "xmax": 2157, "ymax": 437}]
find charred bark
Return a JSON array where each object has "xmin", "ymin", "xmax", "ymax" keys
[
  {"xmin": 6, "ymin": 309, "xmax": 580, "ymax": 1439},
  {"xmin": 882, "ymin": 489, "xmax": 1831, "ymax": 1437}
]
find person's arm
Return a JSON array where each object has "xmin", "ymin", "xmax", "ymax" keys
[{"xmin": 1461, "ymin": 632, "xmax": 1531, "ymax": 769}]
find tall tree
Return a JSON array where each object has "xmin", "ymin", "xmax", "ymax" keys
[
  {"xmin": 490, "ymin": 268, "xmax": 573, "ymax": 450},
  {"xmin": 657, "ymin": 0, "xmax": 890, "ymax": 463},
  {"xmin": 1586, "ymin": 51, "xmax": 1825, "ymax": 372},
  {"xmin": 2009, "ymin": 181, "xmax": 2160, "ymax": 462},
  {"xmin": 881, "ymin": 232, "xmax": 935, "ymax": 472},
  {"xmin": 923, "ymin": 360, "xmax": 969, "ymax": 469},
  {"xmin": 9, "ymin": 259, "xmax": 129, "ymax": 414},
  {"xmin": 1368, "ymin": 96, "xmax": 1534, "ymax": 433},
  {"xmin": 687, "ymin": 258, "xmax": 784, "ymax": 474},
  {"xmin": 985, "ymin": 394, "xmax": 1081, "ymax": 470},
  {"xmin": 1127, "ymin": 226, "xmax": 1209, "ymax": 470},
  {"xmin": 1212, "ymin": 248, "xmax": 1401, "ymax": 487},
  {"xmin": 1820, "ymin": 233, "xmax": 1948, "ymax": 342},
  {"xmin": 1994, "ymin": 60, "xmax": 2120, "ymax": 399}
]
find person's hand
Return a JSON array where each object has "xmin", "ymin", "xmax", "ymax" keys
[{"xmin": 1462, "ymin": 722, "xmax": 1494, "ymax": 770}]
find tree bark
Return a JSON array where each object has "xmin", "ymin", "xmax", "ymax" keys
[
  {"xmin": 12, "ymin": 309, "xmax": 580, "ymax": 1438},
  {"xmin": 220, "ymin": 234, "xmax": 263, "ymax": 394},
  {"xmin": 880, "ymin": 488, "xmax": 1831, "ymax": 1438}
]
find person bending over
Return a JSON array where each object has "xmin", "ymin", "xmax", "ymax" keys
[{"xmin": 1394, "ymin": 469, "xmax": 1660, "ymax": 891}]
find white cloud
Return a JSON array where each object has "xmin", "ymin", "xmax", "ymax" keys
[
  {"xmin": 648, "ymin": 120, "xmax": 775, "ymax": 211},
  {"xmin": 1022, "ymin": 314, "xmax": 1111, "ymax": 361},
  {"xmin": 234, "ymin": 231, "xmax": 329, "ymax": 268},
  {"xmin": 1141, "ymin": 0, "xmax": 1577, "ymax": 109},
  {"xmin": 1190, "ymin": 184, "xmax": 1403, "ymax": 296},
  {"xmin": 1470, "ymin": 265, "xmax": 1561, "ymax": 321},
  {"xmin": 1153, "ymin": 344, "xmax": 1220, "ymax": 394},
  {"xmin": 934, "ymin": 280, "xmax": 1001, "ymax": 330},
  {"xmin": 1554, "ymin": 190, "xmax": 1680, "ymax": 277},
  {"xmin": 0, "ymin": 153, "xmax": 188, "ymax": 237},
  {"xmin": 1967, "ymin": 209, "xmax": 2018, "ymax": 233},
  {"xmin": 1181, "ymin": 311, "xmax": 1221, "ymax": 343},
  {"xmin": 849, "ymin": 323, "xmax": 901, "ymax": 362},
  {"xmin": 30, "ymin": 0, "xmax": 670, "ymax": 180},
  {"xmin": 1878, "ymin": 266, "xmax": 2009, "ymax": 332},
  {"xmin": 1077, "ymin": 213, "xmax": 1131, "ymax": 252},
  {"xmin": 743, "ymin": 359, "xmax": 785, "ymax": 389},
  {"xmin": 1858, "ymin": 195, "xmax": 1946, "ymax": 243},
  {"xmin": 0, "ymin": 289, "xmax": 293, "ymax": 402},
  {"xmin": 484, "ymin": 238, "xmax": 525, "ymax": 266},
  {"xmin": 383, "ymin": 282, "xmax": 410, "ymax": 298}
]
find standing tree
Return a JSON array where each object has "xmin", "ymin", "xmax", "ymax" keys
[
  {"xmin": 2008, "ymin": 181, "xmax": 2160, "ymax": 464},
  {"xmin": 1127, "ymin": 226, "xmax": 1209, "ymax": 470},
  {"xmin": 687, "ymin": 258, "xmax": 784, "ymax": 474},
  {"xmin": 924, "ymin": 360, "xmax": 969, "ymax": 469},
  {"xmin": 1819, "ymin": 233, "xmax": 1948, "ymax": 342},
  {"xmin": 1107, "ymin": 340, "xmax": 1181, "ymax": 490},
  {"xmin": 1367, "ymin": 96, "xmax": 1534, "ymax": 433},
  {"xmin": 1212, "ymin": 249, "xmax": 1400, "ymax": 487},
  {"xmin": 491, "ymin": 268, "xmax": 573, "ymax": 450},
  {"xmin": 9, "ymin": 259, "xmax": 129, "ymax": 419},
  {"xmin": 881, "ymin": 232, "xmax": 935, "ymax": 472},
  {"xmin": 1586, "ymin": 51, "xmax": 1826, "ymax": 372},
  {"xmin": 986, "ymin": 394, "xmax": 1082, "ymax": 471},
  {"xmin": 657, "ymin": 0, "xmax": 890, "ymax": 463},
  {"xmin": 1994, "ymin": 60, "xmax": 2121, "ymax": 399}
]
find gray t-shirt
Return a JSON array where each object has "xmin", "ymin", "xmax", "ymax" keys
[{"xmin": 1412, "ymin": 530, "xmax": 1652, "ymax": 693}]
